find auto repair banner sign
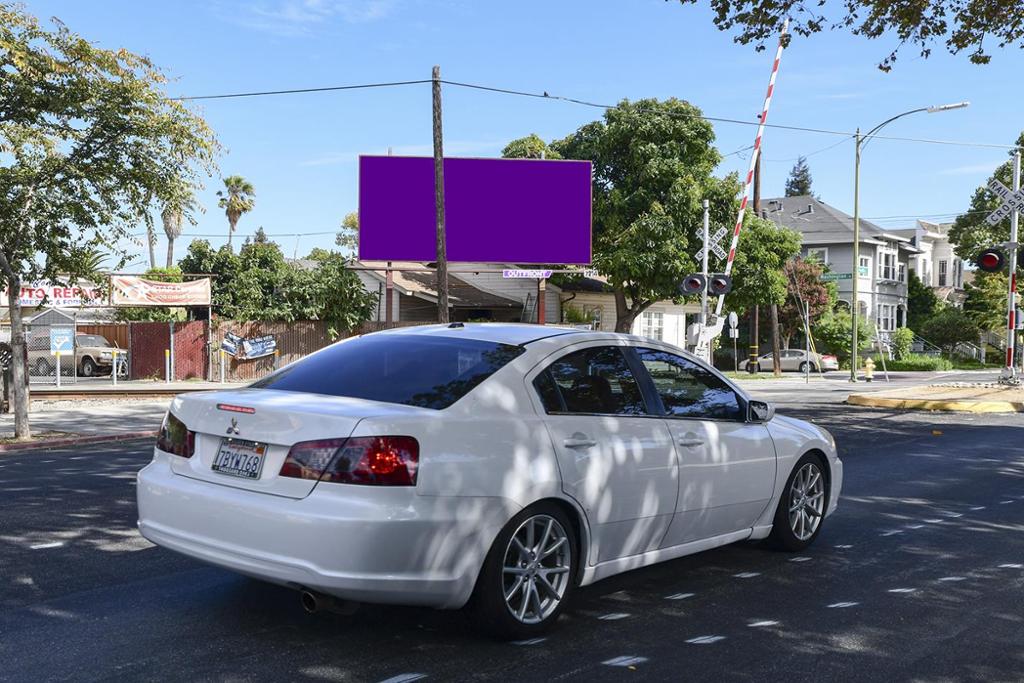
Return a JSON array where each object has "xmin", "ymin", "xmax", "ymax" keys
[
  {"xmin": 109, "ymin": 276, "xmax": 212, "ymax": 307},
  {"xmin": 3, "ymin": 283, "xmax": 103, "ymax": 307}
]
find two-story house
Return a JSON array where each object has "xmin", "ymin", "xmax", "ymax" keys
[
  {"xmin": 888, "ymin": 220, "xmax": 966, "ymax": 305},
  {"xmin": 763, "ymin": 196, "xmax": 920, "ymax": 339}
]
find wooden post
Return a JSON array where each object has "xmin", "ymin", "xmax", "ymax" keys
[
  {"xmin": 432, "ymin": 65, "xmax": 449, "ymax": 323},
  {"xmin": 385, "ymin": 262, "xmax": 394, "ymax": 324},
  {"xmin": 537, "ymin": 278, "xmax": 546, "ymax": 325}
]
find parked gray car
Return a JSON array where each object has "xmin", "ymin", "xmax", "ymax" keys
[{"xmin": 739, "ymin": 349, "xmax": 838, "ymax": 372}]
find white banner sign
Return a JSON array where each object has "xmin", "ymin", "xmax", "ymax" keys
[
  {"xmin": 109, "ymin": 276, "xmax": 212, "ymax": 307},
  {"xmin": 502, "ymin": 269, "xmax": 553, "ymax": 279}
]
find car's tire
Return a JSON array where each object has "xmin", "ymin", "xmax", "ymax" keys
[
  {"xmin": 798, "ymin": 361, "xmax": 817, "ymax": 373},
  {"xmin": 469, "ymin": 502, "xmax": 578, "ymax": 640},
  {"xmin": 769, "ymin": 452, "xmax": 829, "ymax": 552},
  {"xmin": 80, "ymin": 357, "xmax": 97, "ymax": 377}
]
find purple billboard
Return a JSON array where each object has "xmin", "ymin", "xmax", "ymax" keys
[{"xmin": 358, "ymin": 155, "xmax": 592, "ymax": 264}]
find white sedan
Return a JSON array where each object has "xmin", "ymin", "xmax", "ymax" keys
[{"xmin": 137, "ymin": 323, "xmax": 841, "ymax": 638}]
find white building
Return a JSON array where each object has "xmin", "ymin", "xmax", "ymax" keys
[{"xmin": 889, "ymin": 220, "xmax": 966, "ymax": 305}]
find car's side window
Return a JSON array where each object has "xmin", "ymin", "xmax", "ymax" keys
[
  {"xmin": 533, "ymin": 346, "xmax": 647, "ymax": 415},
  {"xmin": 637, "ymin": 348, "xmax": 743, "ymax": 420}
]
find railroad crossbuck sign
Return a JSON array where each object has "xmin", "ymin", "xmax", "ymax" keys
[
  {"xmin": 695, "ymin": 227, "xmax": 728, "ymax": 262},
  {"xmin": 986, "ymin": 178, "xmax": 1024, "ymax": 225}
]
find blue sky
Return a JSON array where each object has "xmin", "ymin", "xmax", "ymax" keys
[{"xmin": 25, "ymin": 0, "xmax": 1024, "ymax": 267}]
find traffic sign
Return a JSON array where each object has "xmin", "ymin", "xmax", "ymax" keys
[
  {"xmin": 502, "ymin": 269, "xmax": 552, "ymax": 279},
  {"xmin": 49, "ymin": 327, "xmax": 73, "ymax": 356},
  {"xmin": 820, "ymin": 272, "xmax": 853, "ymax": 281},
  {"xmin": 727, "ymin": 311, "xmax": 738, "ymax": 329},
  {"xmin": 695, "ymin": 227, "xmax": 728, "ymax": 262},
  {"xmin": 986, "ymin": 178, "xmax": 1024, "ymax": 226}
]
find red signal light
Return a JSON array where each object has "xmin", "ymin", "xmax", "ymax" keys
[{"xmin": 977, "ymin": 249, "xmax": 1005, "ymax": 273}]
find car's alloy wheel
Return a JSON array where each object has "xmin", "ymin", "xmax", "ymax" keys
[
  {"xmin": 799, "ymin": 361, "xmax": 815, "ymax": 373},
  {"xmin": 471, "ymin": 503, "xmax": 577, "ymax": 639},
  {"xmin": 788, "ymin": 462, "xmax": 825, "ymax": 541},
  {"xmin": 81, "ymin": 358, "xmax": 96, "ymax": 377},
  {"xmin": 501, "ymin": 514, "xmax": 571, "ymax": 625},
  {"xmin": 769, "ymin": 453, "xmax": 828, "ymax": 551}
]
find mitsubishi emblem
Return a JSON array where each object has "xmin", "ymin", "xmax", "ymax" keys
[{"xmin": 226, "ymin": 418, "xmax": 240, "ymax": 435}]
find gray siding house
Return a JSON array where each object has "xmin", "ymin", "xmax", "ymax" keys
[{"xmin": 762, "ymin": 196, "xmax": 921, "ymax": 338}]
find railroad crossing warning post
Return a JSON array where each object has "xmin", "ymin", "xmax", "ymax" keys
[{"xmin": 987, "ymin": 151, "xmax": 1022, "ymax": 384}]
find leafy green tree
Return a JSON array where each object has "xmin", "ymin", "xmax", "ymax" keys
[
  {"xmin": 784, "ymin": 156, "xmax": 813, "ymax": 197},
  {"xmin": 217, "ymin": 175, "xmax": 255, "ymax": 252},
  {"xmin": 671, "ymin": 0, "xmax": 1024, "ymax": 69},
  {"xmin": 907, "ymin": 272, "xmax": 941, "ymax": 331},
  {"xmin": 813, "ymin": 310, "xmax": 874, "ymax": 365},
  {"xmin": 725, "ymin": 217, "xmax": 802, "ymax": 314},
  {"xmin": 502, "ymin": 134, "xmax": 562, "ymax": 160},
  {"xmin": 949, "ymin": 132, "xmax": 1024, "ymax": 273},
  {"xmin": 305, "ymin": 247, "xmax": 335, "ymax": 261},
  {"xmin": 336, "ymin": 212, "xmax": 359, "ymax": 255},
  {"xmin": 778, "ymin": 256, "xmax": 835, "ymax": 349},
  {"xmin": 889, "ymin": 327, "xmax": 914, "ymax": 361},
  {"xmin": 0, "ymin": 5, "xmax": 218, "ymax": 438},
  {"xmin": 301, "ymin": 253, "xmax": 379, "ymax": 338},
  {"xmin": 549, "ymin": 98, "xmax": 740, "ymax": 332},
  {"xmin": 161, "ymin": 179, "xmax": 199, "ymax": 268},
  {"xmin": 963, "ymin": 271, "xmax": 1008, "ymax": 331},
  {"xmin": 921, "ymin": 307, "xmax": 980, "ymax": 357}
]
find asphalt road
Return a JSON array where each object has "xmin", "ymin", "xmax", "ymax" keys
[{"xmin": 1, "ymin": 380, "xmax": 1022, "ymax": 682}]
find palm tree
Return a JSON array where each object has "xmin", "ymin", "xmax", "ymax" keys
[
  {"xmin": 216, "ymin": 175, "xmax": 255, "ymax": 251},
  {"xmin": 161, "ymin": 203, "xmax": 184, "ymax": 268}
]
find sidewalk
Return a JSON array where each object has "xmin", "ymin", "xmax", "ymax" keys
[
  {"xmin": 27, "ymin": 379, "xmax": 249, "ymax": 398},
  {"xmin": 0, "ymin": 397, "xmax": 171, "ymax": 443},
  {"xmin": 848, "ymin": 382, "xmax": 1024, "ymax": 413}
]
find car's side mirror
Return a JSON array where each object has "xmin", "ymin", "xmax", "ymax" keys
[{"xmin": 748, "ymin": 400, "xmax": 775, "ymax": 423}]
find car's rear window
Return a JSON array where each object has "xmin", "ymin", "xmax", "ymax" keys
[
  {"xmin": 251, "ymin": 334, "xmax": 525, "ymax": 410},
  {"xmin": 76, "ymin": 335, "xmax": 111, "ymax": 347}
]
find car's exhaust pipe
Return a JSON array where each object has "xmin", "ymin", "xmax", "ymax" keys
[{"xmin": 300, "ymin": 589, "xmax": 358, "ymax": 616}]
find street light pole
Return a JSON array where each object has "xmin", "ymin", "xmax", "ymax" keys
[{"xmin": 849, "ymin": 101, "xmax": 969, "ymax": 382}]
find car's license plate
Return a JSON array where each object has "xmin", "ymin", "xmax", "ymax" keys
[{"xmin": 212, "ymin": 439, "xmax": 267, "ymax": 479}]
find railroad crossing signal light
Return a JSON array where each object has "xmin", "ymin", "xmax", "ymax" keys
[
  {"xmin": 708, "ymin": 274, "xmax": 733, "ymax": 296},
  {"xmin": 679, "ymin": 274, "xmax": 706, "ymax": 295},
  {"xmin": 977, "ymin": 249, "xmax": 1005, "ymax": 273}
]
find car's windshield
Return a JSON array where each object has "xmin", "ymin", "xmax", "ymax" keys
[
  {"xmin": 251, "ymin": 333, "xmax": 526, "ymax": 410},
  {"xmin": 77, "ymin": 335, "xmax": 112, "ymax": 347}
]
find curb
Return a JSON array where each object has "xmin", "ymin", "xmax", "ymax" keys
[
  {"xmin": 0, "ymin": 430, "xmax": 157, "ymax": 453},
  {"xmin": 848, "ymin": 394, "xmax": 1024, "ymax": 413}
]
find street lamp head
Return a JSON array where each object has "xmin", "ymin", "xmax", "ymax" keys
[{"xmin": 926, "ymin": 101, "xmax": 970, "ymax": 113}]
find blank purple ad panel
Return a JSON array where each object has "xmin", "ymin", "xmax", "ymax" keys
[{"xmin": 358, "ymin": 156, "xmax": 592, "ymax": 263}]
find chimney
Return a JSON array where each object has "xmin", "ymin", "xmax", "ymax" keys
[{"xmin": 807, "ymin": 204, "xmax": 814, "ymax": 215}]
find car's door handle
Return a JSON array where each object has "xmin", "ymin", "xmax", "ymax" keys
[
  {"xmin": 563, "ymin": 437, "xmax": 598, "ymax": 449},
  {"xmin": 677, "ymin": 436, "xmax": 704, "ymax": 448}
]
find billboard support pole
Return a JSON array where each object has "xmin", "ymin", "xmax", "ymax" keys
[
  {"xmin": 385, "ymin": 261, "xmax": 394, "ymax": 324},
  {"xmin": 537, "ymin": 279, "xmax": 546, "ymax": 325},
  {"xmin": 431, "ymin": 65, "xmax": 450, "ymax": 323}
]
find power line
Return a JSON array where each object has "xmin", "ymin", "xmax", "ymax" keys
[
  {"xmin": 130, "ymin": 230, "xmax": 338, "ymax": 239},
  {"xmin": 171, "ymin": 79, "xmax": 432, "ymax": 101}
]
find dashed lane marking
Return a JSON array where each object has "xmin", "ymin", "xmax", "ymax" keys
[
  {"xmin": 905, "ymin": 524, "xmax": 925, "ymax": 530},
  {"xmin": 880, "ymin": 530, "xmax": 904, "ymax": 537},
  {"xmin": 29, "ymin": 542, "xmax": 64, "ymax": 550},
  {"xmin": 748, "ymin": 620, "xmax": 779, "ymax": 627},
  {"xmin": 970, "ymin": 506, "xmax": 986, "ymax": 511},
  {"xmin": 378, "ymin": 675, "xmax": 427, "ymax": 683},
  {"xmin": 511, "ymin": 638, "xmax": 547, "ymax": 646},
  {"xmin": 789, "ymin": 556, "xmax": 812, "ymax": 563},
  {"xmin": 999, "ymin": 500, "xmax": 1014, "ymax": 505},
  {"xmin": 834, "ymin": 544, "xmax": 853, "ymax": 549},
  {"xmin": 686, "ymin": 635, "xmax": 726, "ymax": 645},
  {"xmin": 827, "ymin": 602, "xmax": 859, "ymax": 608},
  {"xmin": 888, "ymin": 588, "xmax": 917, "ymax": 593},
  {"xmin": 938, "ymin": 576, "xmax": 967, "ymax": 582},
  {"xmin": 665, "ymin": 593, "xmax": 695, "ymax": 600},
  {"xmin": 733, "ymin": 572, "xmax": 761, "ymax": 579},
  {"xmin": 598, "ymin": 613, "xmax": 630, "ymax": 621},
  {"xmin": 998, "ymin": 563, "xmax": 1023, "ymax": 569},
  {"xmin": 603, "ymin": 656, "xmax": 648, "ymax": 667}
]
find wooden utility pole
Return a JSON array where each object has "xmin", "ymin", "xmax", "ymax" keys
[{"xmin": 432, "ymin": 65, "xmax": 449, "ymax": 323}]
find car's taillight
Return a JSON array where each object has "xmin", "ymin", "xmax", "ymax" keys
[
  {"xmin": 279, "ymin": 436, "xmax": 419, "ymax": 486},
  {"xmin": 156, "ymin": 412, "xmax": 195, "ymax": 458}
]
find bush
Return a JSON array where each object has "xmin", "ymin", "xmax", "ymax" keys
[
  {"xmin": 873, "ymin": 354, "xmax": 952, "ymax": 371},
  {"xmin": 890, "ymin": 327, "xmax": 914, "ymax": 360}
]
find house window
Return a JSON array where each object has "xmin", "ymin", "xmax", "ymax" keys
[
  {"xmin": 585, "ymin": 306, "xmax": 603, "ymax": 331},
  {"xmin": 806, "ymin": 247, "xmax": 828, "ymax": 264},
  {"xmin": 640, "ymin": 311, "xmax": 664, "ymax": 341},
  {"xmin": 898, "ymin": 264, "xmax": 906, "ymax": 283},
  {"xmin": 938, "ymin": 260, "xmax": 947, "ymax": 286},
  {"xmin": 858, "ymin": 256, "xmax": 871, "ymax": 278},
  {"xmin": 876, "ymin": 304, "xmax": 896, "ymax": 332},
  {"xmin": 878, "ymin": 251, "xmax": 897, "ymax": 281},
  {"xmin": 954, "ymin": 260, "xmax": 963, "ymax": 288}
]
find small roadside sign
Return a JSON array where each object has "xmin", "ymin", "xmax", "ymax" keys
[
  {"xmin": 820, "ymin": 272, "xmax": 853, "ymax": 281},
  {"xmin": 502, "ymin": 269, "xmax": 553, "ymax": 279},
  {"xmin": 49, "ymin": 327, "xmax": 73, "ymax": 356},
  {"xmin": 986, "ymin": 178, "xmax": 1024, "ymax": 225},
  {"xmin": 728, "ymin": 311, "xmax": 738, "ymax": 329}
]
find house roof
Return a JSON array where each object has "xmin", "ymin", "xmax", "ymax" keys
[
  {"xmin": 559, "ymin": 275, "xmax": 613, "ymax": 293},
  {"xmin": 352, "ymin": 261, "xmax": 523, "ymax": 309},
  {"xmin": 761, "ymin": 196, "xmax": 921, "ymax": 252}
]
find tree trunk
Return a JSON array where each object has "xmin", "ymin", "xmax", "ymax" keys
[
  {"xmin": 771, "ymin": 303, "xmax": 782, "ymax": 377},
  {"xmin": 146, "ymin": 224, "xmax": 157, "ymax": 270},
  {"xmin": 227, "ymin": 217, "xmax": 236, "ymax": 251},
  {"xmin": 6, "ymin": 275, "xmax": 30, "ymax": 439},
  {"xmin": 166, "ymin": 237, "xmax": 175, "ymax": 269},
  {"xmin": 613, "ymin": 289, "xmax": 638, "ymax": 333}
]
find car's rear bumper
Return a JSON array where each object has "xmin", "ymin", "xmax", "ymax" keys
[{"xmin": 137, "ymin": 453, "xmax": 518, "ymax": 609}]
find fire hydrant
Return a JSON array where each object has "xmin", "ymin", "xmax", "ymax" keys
[{"xmin": 864, "ymin": 357, "xmax": 875, "ymax": 382}]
